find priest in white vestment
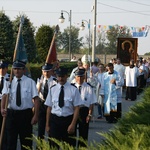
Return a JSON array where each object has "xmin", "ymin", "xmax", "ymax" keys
[{"xmin": 101, "ymin": 63, "xmax": 123, "ymax": 123}]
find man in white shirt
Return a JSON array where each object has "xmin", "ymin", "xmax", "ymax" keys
[
  {"xmin": 1, "ymin": 60, "xmax": 40, "ymax": 150},
  {"xmin": 45, "ymin": 67, "xmax": 81, "ymax": 149},
  {"xmin": 68, "ymin": 58, "xmax": 83, "ymax": 83},
  {"xmin": 0, "ymin": 60, "xmax": 9, "ymax": 149},
  {"xmin": 137, "ymin": 58, "xmax": 146, "ymax": 94},
  {"xmin": 37, "ymin": 63, "xmax": 57, "ymax": 139},
  {"xmin": 73, "ymin": 68, "xmax": 96, "ymax": 147}
]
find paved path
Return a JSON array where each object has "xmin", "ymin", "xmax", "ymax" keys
[{"xmin": 88, "ymin": 92, "xmax": 142, "ymax": 145}]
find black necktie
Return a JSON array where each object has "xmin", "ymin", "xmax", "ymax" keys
[
  {"xmin": 16, "ymin": 79, "xmax": 21, "ymax": 107},
  {"xmin": 59, "ymin": 86, "xmax": 64, "ymax": 108},
  {"xmin": 79, "ymin": 85, "xmax": 81, "ymax": 94},
  {"xmin": 85, "ymin": 71, "xmax": 87, "ymax": 82},
  {"xmin": 44, "ymin": 79, "xmax": 48, "ymax": 100},
  {"xmin": 0, "ymin": 77, "xmax": 4, "ymax": 93}
]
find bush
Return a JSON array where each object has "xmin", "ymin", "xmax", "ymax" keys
[
  {"xmin": 8, "ymin": 62, "xmax": 77, "ymax": 82},
  {"xmin": 98, "ymin": 87, "xmax": 150, "ymax": 150}
]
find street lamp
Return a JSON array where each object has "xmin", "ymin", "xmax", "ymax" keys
[
  {"xmin": 80, "ymin": 19, "xmax": 91, "ymax": 55},
  {"xmin": 59, "ymin": 10, "xmax": 72, "ymax": 61}
]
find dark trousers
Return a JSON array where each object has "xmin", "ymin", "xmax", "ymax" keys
[
  {"xmin": 5, "ymin": 109, "xmax": 33, "ymax": 150},
  {"xmin": 0, "ymin": 101, "xmax": 2, "ymax": 131},
  {"xmin": 126, "ymin": 87, "xmax": 137, "ymax": 100},
  {"xmin": 0, "ymin": 101, "xmax": 7, "ymax": 150},
  {"xmin": 105, "ymin": 103, "xmax": 122, "ymax": 123},
  {"xmin": 77, "ymin": 107, "xmax": 89, "ymax": 147},
  {"xmin": 38, "ymin": 101, "xmax": 47, "ymax": 139},
  {"xmin": 49, "ymin": 114, "xmax": 76, "ymax": 149},
  {"xmin": 97, "ymin": 104, "xmax": 103, "ymax": 117},
  {"xmin": 137, "ymin": 75, "xmax": 145, "ymax": 94}
]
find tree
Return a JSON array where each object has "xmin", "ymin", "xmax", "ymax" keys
[
  {"xmin": 106, "ymin": 25, "xmax": 132, "ymax": 54},
  {"xmin": 0, "ymin": 11, "xmax": 14, "ymax": 62},
  {"xmin": 84, "ymin": 32, "xmax": 92, "ymax": 55},
  {"xmin": 57, "ymin": 26, "xmax": 83, "ymax": 54},
  {"xmin": 35, "ymin": 25, "xmax": 53, "ymax": 63},
  {"xmin": 144, "ymin": 52, "xmax": 150, "ymax": 56},
  {"xmin": 13, "ymin": 15, "xmax": 36, "ymax": 63},
  {"xmin": 96, "ymin": 31, "xmax": 107, "ymax": 54}
]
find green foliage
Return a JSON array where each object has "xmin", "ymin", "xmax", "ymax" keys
[
  {"xmin": 13, "ymin": 15, "xmax": 36, "ymax": 63},
  {"xmin": 144, "ymin": 53, "xmax": 150, "ymax": 56},
  {"xmin": 59, "ymin": 62, "xmax": 77, "ymax": 74},
  {"xmin": 0, "ymin": 11, "xmax": 14, "ymax": 62},
  {"xmin": 56, "ymin": 26, "xmax": 83, "ymax": 54},
  {"xmin": 24, "ymin": 135, "xmax": 98, "ymax": 150},
  {"xmin": 35, "ymin": 25, "xmax": 53, "ymax": 63},
  {"xmin": 105, "ymin": 25, "xmax": 132, "ymax": 54},
  {"xmin": 28, "ymin": 62, "xmax": 77, "ymax": 81},
  {"xmin": 96, "ymin": 31, "xmax": 106, "ymax": 54},
  {"xmin": 98, "ymin": 87, "xmax": 150, "ymax": 150}
]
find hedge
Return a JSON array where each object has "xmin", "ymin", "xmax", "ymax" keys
[{"xmin": 8, "ymin": 62, "xmax": 77, "ymax": 82}]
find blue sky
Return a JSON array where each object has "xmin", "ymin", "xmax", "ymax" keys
[{"xmin": 1, "ymin": 0, "xmax": 150, "ymax": 55}]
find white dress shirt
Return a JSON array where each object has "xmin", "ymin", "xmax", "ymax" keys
[
  {"xmin": 45, "ymin": 82, "xmax": 82, "ymax": 117},
  {"xmin": 2, "ymin": 75, "xmax": 38, "ymax": 110},
  {"xmin": 74, "ymin": 82, "xmax": 97, "ymax": 108},
  {"xmin": 37, "ymin": 76, "xmax": 57, "ymax": 101},
  {"xmin": 0, "ymin": 73, "xmax": 9, "ymax": 100}
]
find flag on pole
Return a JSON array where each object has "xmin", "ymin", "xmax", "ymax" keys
[
  {"xmin": 46, "ymin": 41, "xmax": 57, "ymax": 64},
  {"xmin": 15, "ymin": 16, "xmax": 31, "ymax": 77},
  {"xmin": 45, "ymin": 25, "xmax": 59, "ymax": 70}
]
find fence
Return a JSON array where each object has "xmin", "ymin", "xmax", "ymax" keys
[{"xmin": 57, "ymin": 54, "xmax": 146, "ymax": 64}]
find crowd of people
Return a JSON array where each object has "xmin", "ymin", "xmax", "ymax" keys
[{"xmin": 0, "ymin": 56, "xmax": 150, "ymax": 149}]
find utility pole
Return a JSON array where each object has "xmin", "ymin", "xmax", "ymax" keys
[{"xmin": 92, "ymin": 0, "xmax": 97, "ymax": 62}]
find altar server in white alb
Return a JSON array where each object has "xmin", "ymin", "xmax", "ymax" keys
[
  {"xmin": 125, "ymin": 59, "xmax": 139, "ymax": 101},
  {"xmin": 95, "ymin": 63, "xmax": 105, "ymax": 119},
  {"xmin": 114, "ymin": 58, "xmax": 125, "ymax": 79},
  {"xmin": 101, "ymin": 63, "xmax": 123, "ymax": 123}
]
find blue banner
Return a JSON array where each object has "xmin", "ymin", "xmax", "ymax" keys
[{"xmin": 132, "ymin": 31, "xmax": 148, "ymax": 37}]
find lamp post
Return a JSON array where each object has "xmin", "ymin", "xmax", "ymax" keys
[
  {"xmin": 80, "ymin": 19, "xmax": 91, "ymax": 55},
  {"xmin": 59, "ymin": 10, "xmax": 72, "ymax": 61}
]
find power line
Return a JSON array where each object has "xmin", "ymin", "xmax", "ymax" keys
[
  {"xmin": 127, "ymin": 0, "xmax": 150, "ymax": 7},
  {"xmin": 98, "ymin": 2, "xmax": 150, "ymax": 16},
  {"xmin": 3, "ymin": 9, "xmax": 150, "ymax": 15},
  {"xmin": 98, "ymin": 10, "xmax": 150, "ymax": 14}
]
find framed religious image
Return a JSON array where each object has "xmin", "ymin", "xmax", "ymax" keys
[{"xmin": 117, "ymin": 38, "xmax": 138, "ymax": 66}]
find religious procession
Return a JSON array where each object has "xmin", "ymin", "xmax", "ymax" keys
[{"xmin": 0, "ymin": 17, "xmax": 150, "ymax": 150}]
